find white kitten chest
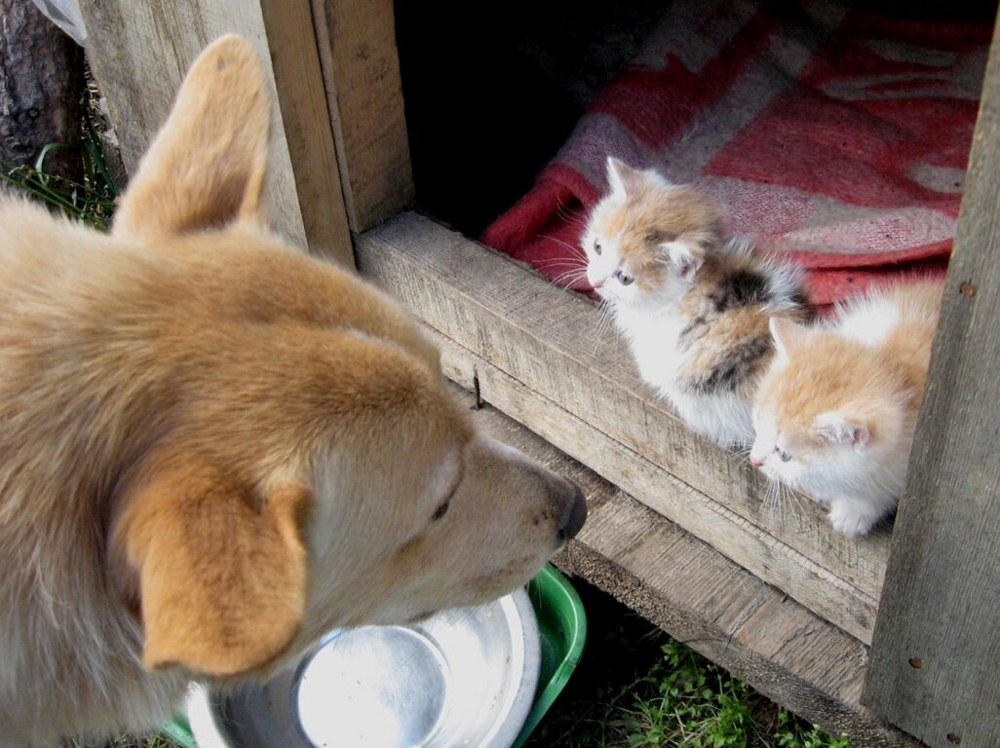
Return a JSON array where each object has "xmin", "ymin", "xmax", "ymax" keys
[
  {"xmin": 615, "ymin": 305, "xmax": 686, "ymax": 391},
  {"xmin": 613, "ymin": 303, "xmax": 753, "ymax": 446}
]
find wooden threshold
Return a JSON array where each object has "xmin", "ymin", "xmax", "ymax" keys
[
  {"xmin": 456, "ymin": 384, "xmax": 917, "ymax": 747},
  {"xmin": 355, "ymin": 211, "xmax": 889, "ymax": 645}
]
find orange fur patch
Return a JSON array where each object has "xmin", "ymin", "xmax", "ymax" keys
[
  {"xmin": 115, "ymin": 459, "xmax": 309, "ymax": 675},
  {"xmin": 113, "ymin": 36, "xmax": 270, "ymax": 240},
  {"xmin": 759, "ymin": 280, "xmax": 942, "ymax": 448}
]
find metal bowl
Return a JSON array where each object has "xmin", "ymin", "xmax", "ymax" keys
[{"xmin": 187, "ymin": 589, "xmax": 541, "ymax": 748}]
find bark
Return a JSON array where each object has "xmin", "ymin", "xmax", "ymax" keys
[{"xmin": 0, "ymin": 0, "xmax": 84, "ymax": 179}]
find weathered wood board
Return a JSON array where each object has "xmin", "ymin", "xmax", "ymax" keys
[
  {"xmin": 77, "ymin": 0, "xmax": 352, "ymax": 265},
  {"xmin": 356, "ymin": 212, "xmax": 889, "ymax": 644},
  {"xmin": 455, "ymin": 384, "xmax": 917, "ymax": 747},
  {"xmin": 310, "ymin": 0, "xmax": 414, "ymax": 232},
  {"xmin": 863, "ymin": 19, "xmax": 1000, "ymax": 748},
  {"xmin": 430, "ymin": 326, "xmax": 878, "ymax": 645}
]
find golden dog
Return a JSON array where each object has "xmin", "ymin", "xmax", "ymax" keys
[{"xmin": 0, "ymin": 35, "xmax": 585, "ymax": 746}]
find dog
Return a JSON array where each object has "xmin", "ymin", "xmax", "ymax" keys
[{"xmin": 0, "ymin": 35, "xmax": 586, "ymax": 747}]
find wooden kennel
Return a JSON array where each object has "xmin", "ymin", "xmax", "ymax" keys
[{"xmin": 77, "ymin": 1, "xmax": 1000, "ymax": 746}]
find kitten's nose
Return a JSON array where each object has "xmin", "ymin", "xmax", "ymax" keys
[
  {"xmin": 591, "ymin": 279, "xmax": 604, "ymax": 290},
  {"xmin": 750, "ymin": 456, "xmax": 765, "ymax": 468}
]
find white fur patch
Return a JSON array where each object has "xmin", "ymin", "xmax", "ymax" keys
[
  {"xmin": 424, "ymin": 446, "xmax": 462, "ymax": 504},
  {"xmin": 838, "ymin": 296, "xmax": 900, "ymax": 346},
  {"xmin": 615, "ymin": 304, "xmax": 755, "ymax": 446},
  {"xmin": 828, "ymin": 498, "xmax": 885, "ymax": 537},
  {"xmin": 586, "ymin": 242, "xmax": 624, "ymax": 291}
]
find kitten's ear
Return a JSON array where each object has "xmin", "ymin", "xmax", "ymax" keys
[
  {"xmin": 114, "ymin": 457, "xmax": 309, "ymax": 676},
  {"xmin": 113, "ymin": 35, "xmax": 271, "ymax": 241},
  {"xmin": 663, "ymin": 240, "xmax": 704, "ymax": 279},
  {"xmin": 606, "ymin": 157, "xmax": 651, "ymax": 199},
  {"xmin": 814, "ymin": 412, "xmax": 871, "ymax": 447},
  {"xmin": 769, "ymin": 317, "xmax": 808, "ymax": 362}
]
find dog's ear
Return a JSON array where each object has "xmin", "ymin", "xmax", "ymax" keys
[
  {"xmin": 113, "ymin": 34, "xmax": 271, "ymax": 241},
  {"xmin": 115, "ymin": 458, "xmax": 309, "ymax": 676}
]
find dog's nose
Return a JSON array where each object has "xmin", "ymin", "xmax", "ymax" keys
[{"xmin": 556, "ymin": 481, "xmax": 587, "ymax": 543}]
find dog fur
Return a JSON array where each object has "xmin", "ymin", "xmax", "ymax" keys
[{"xmin": 0, "ymin": 35, "xmax": 585, "ymax": 747}]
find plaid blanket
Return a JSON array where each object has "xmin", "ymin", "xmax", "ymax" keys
[{"xmin": 482, "ymin": 1, "xmax": 991, "ymax": 304}]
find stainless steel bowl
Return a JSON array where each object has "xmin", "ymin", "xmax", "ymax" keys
[{"xmin": 188, "ymin": 589, "xmax": 540, "ymax": 748}]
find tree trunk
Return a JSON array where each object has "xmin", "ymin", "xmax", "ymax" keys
[{"xmin": 0, "ymin": 0, "xmax": 84, "ymax": 179}]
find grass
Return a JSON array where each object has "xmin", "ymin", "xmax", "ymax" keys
[
  {"xmin": 523, "ymin": 579, "xmax": 852, "ymax": 748},
  {"xmin": 1, "ymin": 79, "xmax": 119, "ymax": 228},
  {"xmin": 12, "ymin": 99, "xmax": 852, "ymax": 748},
  {"xmin": 71, "ymin": 738, "xmax": 179, "ymax": 748}
]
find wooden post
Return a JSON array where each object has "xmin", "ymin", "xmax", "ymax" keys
[
  {"xmin": 863, "ymin": 15, "xmax": 1000, "ymax": 748},
  {"xmin": 310, "ymin": 0, "xmax": 414, "ymax": 232},
  {"xmin": 77, "ymin": 0, "xmax": 353, "ymax": 266}
]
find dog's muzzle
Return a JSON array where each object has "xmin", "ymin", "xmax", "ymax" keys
[{"xmin": 554, "ymin": 480, "xmax": 587, "ymax": 543}]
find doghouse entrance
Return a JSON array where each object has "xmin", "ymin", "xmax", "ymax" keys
[{"xmin": 386, "ymin": 0, "xmax": 994, "ymax": 644}]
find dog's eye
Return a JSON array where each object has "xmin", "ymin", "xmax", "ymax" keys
[
  {"xmin": 615, "ymin": 270, "xmax": 634, "ymax": 286},
  {"xmin": 594, "ymin": 241, "xmax": 602, "ymax": 256},
  {"xmin": 432, "ymin": 468, "xmax": 462, "ymax": 522}
]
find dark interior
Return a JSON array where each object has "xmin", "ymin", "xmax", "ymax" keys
[
  {"xmin": 394, "ymin": 0, "xmax": 666, "ymax": 238},
  {"xmin": 394, "ymin": 0, "xmax": 998, "ymax": 241}
]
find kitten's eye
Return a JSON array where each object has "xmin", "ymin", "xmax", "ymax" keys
[
  {"xmin": 594, "ymin": 241, "xmax": 602, "ymax": 256},
  {"xmin": 431, "ymin": 500, "xmax": 450, "ymax": 521},
  {"xmin": 775, "ymin": 447, "xmax": 792, "ymax": 462},
  {"xmin": 615, "ymin": 270, "xmax": 634, "ymax": 286}
]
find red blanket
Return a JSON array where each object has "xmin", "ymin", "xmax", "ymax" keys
[{"xmin": 482, "ymin": 2, "xmax": 991, "ymax": 305}]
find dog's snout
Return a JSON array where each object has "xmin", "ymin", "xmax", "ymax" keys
[{"xmin": 554, "ymin": 480, "xmax": 587, "ymax": 543}]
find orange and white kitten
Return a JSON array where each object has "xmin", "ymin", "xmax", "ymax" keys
[
  {"xmin": 584, "ymin": 158, "xmax": 811, "ymax": 446},
  {"xmin": 749, "ymin": 280, "xmax": 943, "ymax": 536}
]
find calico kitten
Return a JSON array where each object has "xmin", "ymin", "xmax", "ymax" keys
[
  {"xmin": 749, "ymin": 280, "xmax": 943, "ymax": 536},
  {"xmin": 583, "ymin": 158, "xmax": 811, "ymax": 446}
]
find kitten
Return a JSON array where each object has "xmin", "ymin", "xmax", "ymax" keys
[
  {"xmin": 749, "ymin": 280, "xmax": 944, "ymax": 536},
  {"xmin": 583, "ymin": 158, "xmax": 811, "ymax": 446}
]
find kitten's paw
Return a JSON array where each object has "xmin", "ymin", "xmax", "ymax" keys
[{"xmin": 828, "ymin": 501, "xmax": 881, "ymax": 537}]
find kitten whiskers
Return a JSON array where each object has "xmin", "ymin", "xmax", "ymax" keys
[{"xmin": 760, "ymin": 478, "xmax": 806, "ymax": 527}]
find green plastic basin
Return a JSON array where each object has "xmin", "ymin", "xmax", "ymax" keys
[{"xmin": 164, "ymin": 563, "xmax": 586, "ymax": 748}]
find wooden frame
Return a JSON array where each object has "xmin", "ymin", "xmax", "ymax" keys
[
  {"xmin": 80, "ymin": 0, "xmax": 353, "ymax": 265},
  {"xmin": 354, "ymin": 214, "xmax": 887, "ymax": 645},
  {"xmin": 309, "ymin": 0, "xmax": 413, "ymax": 231},
  {"xmin": 862, "ymin": 16, "xmax": 1000, "ymax": 748},
  {"xmin": 78, "ymin": 1, "xmax": 1000, "ymax": 746}
]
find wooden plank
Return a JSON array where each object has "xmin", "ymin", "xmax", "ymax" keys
[
  {"xmin": 78, "ymin": 0, "xmax": 353, "ymax": 266},
  {"xmin": 427, "ymin": 325, "xmax": 878, "ymax": 644},
  {"xmin": 454, "ymin": 384, "xmax": 918, "ymax": 747},
  {"xmin": 257, "ymin": 0, "xmax": 353, "ymax": 265},
  {"xmin": 863, "ymin": 19, "xmax": 1000, "ymax": 748},
  {"xmin": 355, "ymin": 212, "xmax": 890, "ymax": 641},
  {"xmin": 310, "ymin": 0, "xmax": 414, "ymax": 232}
]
